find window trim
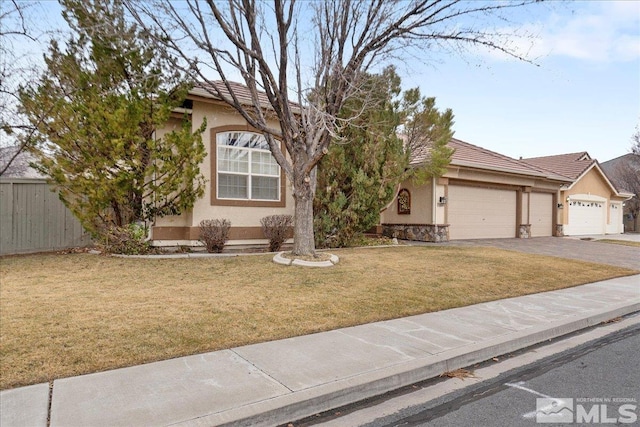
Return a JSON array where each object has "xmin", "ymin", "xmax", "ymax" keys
[{"xmin": 210, "ymin": 125, "xmax": 286, "ymax": 207}]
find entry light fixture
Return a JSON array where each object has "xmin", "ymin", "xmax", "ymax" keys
[
  {"xmin": 557, "ymin": 203, "xmax": 564, "ymax": 209},
  {"xmin": 439, "ymin": 196, "xmax": 447, "ymax": 204}
]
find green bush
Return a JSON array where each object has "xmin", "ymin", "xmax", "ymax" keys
[{"xmin": 199, "ymin": 219, "xmax": 231, "ymax": 253}]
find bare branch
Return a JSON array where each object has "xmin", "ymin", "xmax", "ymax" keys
[{"xmin": 124, "ymin": 0, "xmax": 541, "ymax": 255}]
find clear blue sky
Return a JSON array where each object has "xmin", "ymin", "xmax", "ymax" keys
[
  {"xmin": 11, "ymin": 1, "xmax": 640, "ymax": 163},
  {"xmin": 401, "ymin": 1, "xmax": 640, "ymax": 162}
]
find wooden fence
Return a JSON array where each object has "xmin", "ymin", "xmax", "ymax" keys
[{"xmin": 0, "ymin": 179, "xmax": 92, "ymax": 255}]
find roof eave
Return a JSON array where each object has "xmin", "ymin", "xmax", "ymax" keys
[
  {"xmin": 449, "ymin": 160, "xmax": 571, "ymax": 182},
  {"xmin": 187, "ymin": 86, "xmax": 302, "ymax": 115}
]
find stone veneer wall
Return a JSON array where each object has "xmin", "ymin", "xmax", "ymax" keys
[
  {"xmin": 518, "ymin": 224, "xmax": 531, "ymax": 239},
  {"xmin": 382, "ymin": 224, "xmax": 450, "ymax": 243},
  {"xmin": 555, "ymin": 224, "xmax": 564, "ymax": 237}
]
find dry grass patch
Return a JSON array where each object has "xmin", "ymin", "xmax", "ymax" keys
[
  {"xmin": 595, "ymin": 239, "xmax": 640, "ymax": 247},
  {"xmin": 1, "ymin": 246, "xmax": 636, "ymax": 389}
]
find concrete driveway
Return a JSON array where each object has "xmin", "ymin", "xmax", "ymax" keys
[{"xmin": 425, "ymin": 236, "xmax": 640, "ymax": 270}]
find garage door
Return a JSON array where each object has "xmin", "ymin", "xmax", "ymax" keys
[
  {"xmin": 448, "ymin": 186, "xmax": 516, "ymax": 239},
  {"xmin": 530, "ymin": 192, "xmax": 553, "ymax": 237},
  {"xmin": 567, "ymin": 200, "xmax": 605, "ymax": 235},
  {"xmin": 607, "ymin": 203, "xmax": 622, "ymax": 234}
]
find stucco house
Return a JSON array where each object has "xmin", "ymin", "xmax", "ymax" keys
[
  {"xmin": 521, "ymin": 152, "xmax": 632, "ymax": 236},
  {"xmin": 151, "ymin": 83, "xmax": 295, "ymax": 247},
  {"xmin": 381, "ymin": 139, "xmax": 572, "ymax": 242},
  {"xmin": 381, "ymin": 142, "xmax": 633, "ymax": 242},
  {"xmin": 152, "ymin": 83, "xmax": 630, "ymax": 247}
]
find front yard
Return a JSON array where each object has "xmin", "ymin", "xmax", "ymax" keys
[{"xmin": 1, "ymin": 246, "xmax": 637, "ymax": 390}]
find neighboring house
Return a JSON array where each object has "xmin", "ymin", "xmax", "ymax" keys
[
  {"xmin": 521, "ymin": 152, "xmax": 632, "ymax": 236},
  {"xmin": 0, "ymin": 146, "xmax": 46, "ymax": 179},
  {"xmin": 381, "ymin": 139, "xmax": 572, "ymax": 242},
  {"xmin": 151, "ymin": 83, "xmax": 295, "ymax": 247},
  {"xmin": 601, "ymin": 153, "xmax": 640, "ymax": 232}
]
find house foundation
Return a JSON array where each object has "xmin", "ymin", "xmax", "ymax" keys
[{"xmin": 381, "ymin": 224, "xmax": 450, "ymax": 243}]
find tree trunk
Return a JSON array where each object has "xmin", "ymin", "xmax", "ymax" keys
[{"xmin": 292, "ymin": 175, "xmax": 316, "ymax": 256}]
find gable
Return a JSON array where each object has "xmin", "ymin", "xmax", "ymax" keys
[{"xmin": 568, "ymin": 166, "xmax": 616, "ymax": 198}]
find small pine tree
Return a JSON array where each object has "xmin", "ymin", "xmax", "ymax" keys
[
  {"xmin": 19, "ymin": 0, "xmax": 206, "ymax": 238},
  {"xmin": 314, "ymin": 67, "xmax": 454, "ymax": 248},
  {"xmin": 314, "ymin": 67, "xmax": 407, "ymax": 248},
  {"xmin": 402, "ymin": 89, "xmax": 455, "ymax": 184}
]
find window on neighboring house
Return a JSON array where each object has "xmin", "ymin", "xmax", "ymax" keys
[{"xmin": 216, "ymin": 131, "xmax": 280, "ymax": 201}]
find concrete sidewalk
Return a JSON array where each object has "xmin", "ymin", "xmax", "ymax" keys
[{"xmin": 2, "ymin": 275, "xmax": 639, "ymax": 427}]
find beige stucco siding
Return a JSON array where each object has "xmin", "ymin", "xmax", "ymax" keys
[
  {"xmin": 569, "ymin": 168, "xmax": 611, "ymax": 198},
  {"xmin": 445, "ymin": 168, "xmax": 538, "ymax": 188},
  {"xmin": 381, "ymin": 178, "xmax": 433, "ymax": 224},
  {"xmin": 189, "ymin": 101, "xmax": 294, "ymax": 227},
  {"xmin": 521, "ymin": 191, "xmax": 529, "ymax": 224},
  {"xmin": 152, "ymin": 100, "xmax": 295, "ymax": 244}
]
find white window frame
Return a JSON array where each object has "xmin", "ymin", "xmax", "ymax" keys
[{"xmin": 216, "ymin": 131, "xmax": 281, "ymax": 202}]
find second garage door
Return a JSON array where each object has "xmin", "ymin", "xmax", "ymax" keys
[
  {"xmin": 530, "ymin": 192, "xmax": 553, "ymax": 237},
  {"xmin": 448, "ymin": 186, "xmax": 516, "ymax": 239},
  {"xmin": 567, "ymin": 200, "xmax": 605, "ymax": 235}
]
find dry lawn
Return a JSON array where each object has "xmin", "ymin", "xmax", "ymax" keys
[{"xmin": 1, "ymin": 246, "xmax": 636, "ymax": 390}]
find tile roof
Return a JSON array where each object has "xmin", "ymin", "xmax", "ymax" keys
[
  {"xmin": 411, "ymin": 138, "xmax": 570, "ymax": 181},
  {"xmin": 520, "ymin": 152, "xmax": 595, "ymax": 181},
  {"xmin": 189, "ymin": 81, "xmax": 300, "ymax": 111}
]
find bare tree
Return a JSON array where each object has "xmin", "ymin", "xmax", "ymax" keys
[
  {"xmin": 632, "ymin": 125, "xmax": 640, "ymax": 155},
  {"xmin": 0, "ymin": 1, "xmax": 40, "ymax": 176},
  {"xmin": 614, "ymin": 159, "xmax": 640, "ymax": 231},
  {"xmin": 621, "ymin": 127, "xmax": 640, "ymax": 230},
  {"xmin": 125, "ymin": 0, "xmax": 539, "ymax": 255}
]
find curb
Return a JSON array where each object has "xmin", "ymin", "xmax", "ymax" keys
[
  {"xmin": 180, "ymin": 302, "xmax": 640, "ymax": 427},
  {"xmin": 273, "ymin": 252, "xmax": 339, "ymax": 267}
]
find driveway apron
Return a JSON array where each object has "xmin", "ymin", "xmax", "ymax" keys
[{"xmin": 418, "ymin": 237, "xmax": 640, "ymax": 270}]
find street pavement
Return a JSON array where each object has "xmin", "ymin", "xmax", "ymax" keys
[{"xmin": 1, "ymin": 235, "xmax": 639, "ymax": 427}]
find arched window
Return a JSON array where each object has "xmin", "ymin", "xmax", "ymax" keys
[
  {"xmin": 397, "ymin": 189, "xmax": 411, "ymax": 214},
  {"xmin": 210, "ymin": 126, "xmax": 286, "ymax": 207},
  {"xmin": 216, "ymin": 131, "xmax": 279, "ymax": 201}
]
